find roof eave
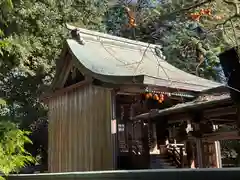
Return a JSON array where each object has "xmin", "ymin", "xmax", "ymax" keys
[{"xmin": 134, "ymin": 95, "xmax": 232, "ymax": 120}]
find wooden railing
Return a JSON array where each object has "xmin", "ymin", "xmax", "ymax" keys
[
  {"xmin": 166, "ymin": 144, "xmax": 184, "ymax": 168},
  {"xmin": 6, "ymin": 168, "xmax": 240, "ymax": 180}
]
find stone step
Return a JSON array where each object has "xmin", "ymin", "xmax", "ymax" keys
[{"xmin": 150, "ymin": 154, "xmax": 177, "ymax": 169}]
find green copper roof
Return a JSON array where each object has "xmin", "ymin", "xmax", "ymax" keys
[{"xmin": 53, "ymin": 26, "xmax": 222, "ymax": 92}]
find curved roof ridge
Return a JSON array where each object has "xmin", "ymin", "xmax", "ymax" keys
[{"xmin": 67, "ymin": 24, "xmax": 161, "ymax": 50}]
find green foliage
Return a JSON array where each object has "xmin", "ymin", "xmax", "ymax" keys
[
  {"xmin": 106, "ymin": 0, "xmax": 239, "ymax": 81},
  {"xmin": 0, "ymin": 0, "xmax": 108, "ymax": 171},
  {"xmin": 0, "ymin": 0, "xmax": 108, "ymax": 125},
  {"xmin": 0, "ymin": 0, "xmax": 13, "ymax": 55},
  {"xmin": 0, "ymin": 121, "xmax": 35, "ymax": 179}
]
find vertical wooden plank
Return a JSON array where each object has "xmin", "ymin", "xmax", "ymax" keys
[
  {"xmin": 72, "ymin": 89, "xmax": 76, "ymax": 171},
  {"xmin": 58, "ymin": 95, "xmax": 62, "ymax": 172},
  {"xmin": 56, "ymin": 96, "xmax": 60, "ymax": 172},
  {"xmin": 70, "ymin": 90, "xmax": 74, "ymax": 171},
  {"xmin": 97, "ymin": 87, "xmax": 103, "ymax": 170},
  {"xmin": 50, "ymin": 100, "xmax": 54, "ymax": 172},
  {"xmin": 77, "ymin": 88, "xmax": 82, "ymax": 171},
  {"xmin": 88, "ymin": 86, "xmax": 93, "ymax": 170},
  {"xmin": 60, "ymin": 94, "xmax": 64, "ymax": 171},
  {"xmin": 68, "ymin": 90, "xmax": 72, "ymax": 171},
  {"xmin": 110, "ymin": 90, "xmax": 116, "ymax": 170},
  {"xmin": 89, "ymin": 85, "xmax": 94, "ymax": 170},
  {"xmin": 48, "ymin": 100, "xmax": 53, "ymax": 172},
  {"xmin": 52, "ymin": 98, "xmax": 57, "ymax": 173},
  {"xmin": 107, "ymin": 90, "xmax": 113, "ymax": 169},
  {"xmin": 62, "ymin": 92, "xmax": 67, "ymax": 172},
  {"xmin": 83, "ymin": 86, "xmax": 87, "ymax": 170},
  {"xmin": 102, "ymin": 88, "xmax": 108, "ymax": 169}
]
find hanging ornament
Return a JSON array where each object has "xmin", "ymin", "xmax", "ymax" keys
[
  {"xmin": 145, "ymin": 93, "xmax": 150, "ymax": 99},
  {"xmin": 143, "ymin": 91, "xmax": 167, "ymax": 104},
  {"xmin": 160, "ymin": 94, "xmax": 165, "ymax": 101},
  {"xmin": 200, "ymin": 9, "xmax": 205, "ymax": 15},
  {"xmin": 153, "ymin": 94, "xmax": 159, "ymax": 101},
  {"xmin": 124, "ymin": 6, "xmax": 137, "ymax": 28},
  {"xmin": 149, "ymin": 93, "xmax": 153, "ymax": 98},
  {"xmin": 214, "ymin": 15, "xmax": 223, "ymax": 20},
  {"xmin": 190, "ymin": 12, "xmax": 201, "ymax": 21},
  {"xmin": 204, "ymin": 8, "xmax": 211, "ymax": 16},
  {"xmin": 190, "ymin": 8, "xmax": 212, "ymax": 21}
]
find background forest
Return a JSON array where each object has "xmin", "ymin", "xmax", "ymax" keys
[{"xmin": 0, "ymin": 0, "xmax": 240, "ymax": 175}]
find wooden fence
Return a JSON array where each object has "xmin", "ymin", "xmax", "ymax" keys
[{"xmin": 7, "ymin": 168, "xmax": 240, "ymax": 180}]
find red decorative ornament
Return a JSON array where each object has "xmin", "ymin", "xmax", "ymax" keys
[
  {"xmin": 144, "ymin": 92, "xmax": 166, "ymax": 104},
  {"xmin": 124, "ymin": 6, "xmax": 137, "ymax": 28},
  {"xmin": 189, "ymin": 8, "xmax": 212, "ymax": 21}
]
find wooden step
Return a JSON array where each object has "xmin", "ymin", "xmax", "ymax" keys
[{"xmin": 150, "ymin": 154, "xmax": 177, "ymax": 169}]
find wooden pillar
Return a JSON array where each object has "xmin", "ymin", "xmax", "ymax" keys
[
  {"xmin": 237, "ymin": 105, "xmax": 240, "ymax": 135},
  {"xmin": 191, "ymin": 111, "xmax": 204, "ymax": 168},
  {"xmin": 215, "ymin": 141, "xmax": 222, "ymax": 168},
  {"xmin": 111, "ymin": 92, "xmax": 118, "ymax": 170},
  {"xmin": 142, "ymin": 121, "xmax": 150, "ymax": 168},
  {"xmin": 180, "ymin": 146, "xmax": 184, "ymax": 168},
  {"xmin": 193, "ymin": 122, "xmax": 203, "ymax": 168},
  {"xmin": 213, "ymin": 125, "xmax": 222, "ymax": 168},
  {"xmin": 186, "ymin": 140, "xmax": 196, "ymax": 168},
  {"xmin": 149, "ymin": 121, "xmax": 159, "ymax": 154},
  {"xmin": 196, "ymin": 137, "xmax": 203, "ymax": 168},
  {"xmin": 185, "ymin": 120, "xmax": 196, "ymax": 168}
]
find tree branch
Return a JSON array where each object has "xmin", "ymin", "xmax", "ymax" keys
[
  {"xmin": 216, "ymin": 0, "xmax": 240, "ymax": 26},
  {"xmin": 158, "ymin": 0, "xmax": 216, "ymax": 20},
  {"xmin": 216, "ymin": 0, "xmax": 240, "ymax": 47}
]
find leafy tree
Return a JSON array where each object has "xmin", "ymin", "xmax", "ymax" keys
[
  {"xmin": 1, "ymin": 0, "xmax": 35, "ymax": 177},
  {"xmin": 0, "ymin": 0, "xmax": 13, "ymax": 50},
  {"xmin": 106, "ymin": 0, "xmax": 239, "ymax": 82},
  {"xmin": 0, "ymin": 121, "xmax": 34, "ymax": 179},
  {"xmin": 0, "ymin": 0, "xmax": 108, "ymax": 171}
]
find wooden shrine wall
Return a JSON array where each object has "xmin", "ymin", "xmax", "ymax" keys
[
  {"xmin": 48, "ymin": 84, "xmax": 113, "ymax": 172},
  {"xmin": 203, "ymin": 142, "xmax": 219, "ymax": 168}
]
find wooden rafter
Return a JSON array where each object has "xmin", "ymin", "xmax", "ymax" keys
[
  {"xmin": 202, "ymin": 131, "xmax": 240, "ymax": 141},
  {"xmin": 204, "ymin": 106, "xmax": 236, "ymax": 118}
]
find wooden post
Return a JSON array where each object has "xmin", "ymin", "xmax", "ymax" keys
[
  {"xmin": 196, "ymin": 138, "xmax": 203, "ymax": 168},
  {"xmin": 111, "ymin": 92, "xmax": 118, "ymax": 170},
  {"xmin": 237, "ymin": 105, "xmax": 240, "ymax": 136},
  {"xmin": 180, "ymin": 146, "xmax": 184, "ymax": 168},
  {"xmin": 215, "ymin": 141, "xmax": 222, "ymax": 168},
  {"xmin": 150, "ymin": 122, "xmax": 159, "ymax": 154},
  {"xmin": 194, "ymin": 123, "xmax": 203, "ymax": 168},
  {"xmin": 185, "ymin": 120, "xmax": 195, "ymax": 168},
  {"xmin": 213, "ymin": 125, "xmax": 222, "ymax": 168},
  {"xmin": 142, "ymin": 121, "xmax": 150, "ymax": 168},
  {"xmin": 186, "ymin": 141, "xmax": 192, "ymax": 168}
]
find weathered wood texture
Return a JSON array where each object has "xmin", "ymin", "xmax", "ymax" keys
[
  {"xmin": 48, "ymin": 84, "xmax": 113, "ymax": 172},
  {"xmin": 7, "ymin": 169, "xmax": 240, "ymax": 180}
]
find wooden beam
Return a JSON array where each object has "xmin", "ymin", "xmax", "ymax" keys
[
  {"xmin": 166, "ymin": 113, "xmax": 191, "ymax": 122},
  {"xmin": 203, "ymin": 106, "xmax": 236, "ymax": 118},
  {"xmin": 209, "ymin": 118, "xmax": 235, "ymax": 122},
  {"xmin": 202, "ymin": 131, "xmax": 240, "ymax": 141},
  {"xmin": 118, "ymin": 84, "xmax": 145, "ymax": 94},
  {"xmin": 41, "ymin": 79, "xmax": 92, "ymax": 103}
]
